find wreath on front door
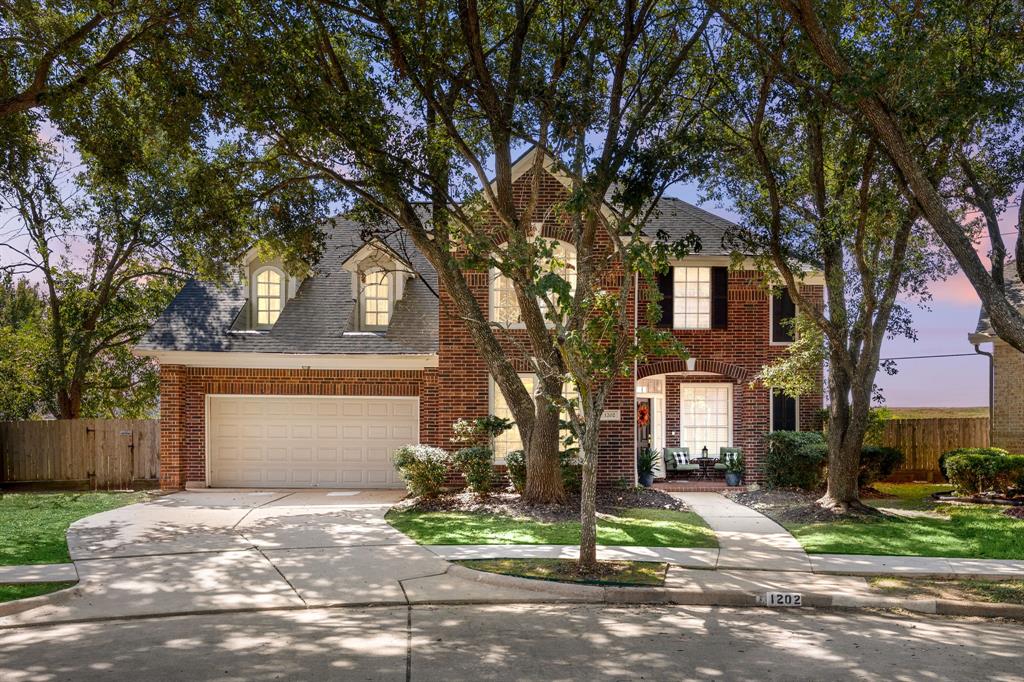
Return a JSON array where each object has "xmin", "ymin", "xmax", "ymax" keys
[{"xmin": 637, "ymin": 402, "xmax": 650, "ymax": 427}]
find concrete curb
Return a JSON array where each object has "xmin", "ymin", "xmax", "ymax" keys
[
  {"xmin": 0, "ymin": 583, "xmax": 81, "ymax": 618},
  {"xmin": 447, "ymin": 565, "xmax": 1024, "ymax": 620}
]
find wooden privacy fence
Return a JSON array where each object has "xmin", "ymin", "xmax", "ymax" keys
[
  {"xmin": 0, "ymin": 419, "xmax": 159, "ymax": 490},
  {"xmin": 882, "ymin": 417, "xmax": 989, "ymax": 482}
]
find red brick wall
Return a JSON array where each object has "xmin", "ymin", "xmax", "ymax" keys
[
  {"xmin": 638, "ymin": 275, "xmax": 825, "ymax": 482},
  {"xmin": 158, "ymin": 366, "xmax": 439, "ymax": 490}
]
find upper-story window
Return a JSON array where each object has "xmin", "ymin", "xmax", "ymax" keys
[
  {"xmin": 361, "ymin": 268, "xmax": 392, "ymax": 330},
  {"xmin": 770, "ymin": 287, "xmax": 796, "ymax": 344},
  {"xmin": 254, "ymin": 267, "xmax": 285, "ymax": 328},
  {"xmin": 673, "ymin": 266, "xmax": 711, "ymax": 329},
  {"xmin": 490, "ymin": 240, "xmax": 577, "ymax": 326}
]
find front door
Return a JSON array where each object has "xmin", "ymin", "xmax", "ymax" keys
[{"xmin": 636, "ymin": 398, "xmax": 652, "ymax": 454}]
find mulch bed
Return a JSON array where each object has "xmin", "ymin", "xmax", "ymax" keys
[
  {"xmin": 725, "ymin": 487, "xmax": 881, "ymax": 524},
  {"xmin": 1004, "ymin": 507, "xmax": 1024, "ymax": 520},
  {"xmin": 394, "ymin": 487, "xmax": 688, "ymax": 523}
]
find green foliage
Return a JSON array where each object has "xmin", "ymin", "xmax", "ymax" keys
[
  {"xmin": 724, "ymin": 452, "xmax": 745, "ymax": 476},
  {"xmin": 763, "ymin": 431, "xmax": 827, "ymax": 490},
  {"xmin": 451, "ymin": 415, "xmax": 513, "ymax": 447},
  {"xmin": 864, "ymin": 408, "xmax": 893, "ymax": 447},
  {"xmin": 453, "ymin": 446, "xmax": 495, "ymax": 495},
  {"xmin": 858, "ymin": 446, "xmax": 905, "ymax": 488},
  {"xmin": 939, "ymin": 448, "xmax": 1010, "ymax": 481},
  {"xmin": 0, "ymin": 275, "xmax": 46, "ymax": 419},
  {"xmin": 391, "ymin": 445, "xmax": 452, "ymax": 498},
  {"xmin": 636, "ymin": 448, "xmax": 660, "ymax": 476},
  {"xmin": 944, "ymin": 452, "xmax": 1024, "ymax": 496},
  {"xmin": 757, "ymin": 315, "xmax": 826, "ymax": 398},
  {"xmin": 504, "ymin": 449, "xmax": 527, "ymax": 494}
]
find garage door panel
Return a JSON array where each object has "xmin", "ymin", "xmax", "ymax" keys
[{"xmin": 209, "ymin": 396, "xmax": 415, "ymax": 488}]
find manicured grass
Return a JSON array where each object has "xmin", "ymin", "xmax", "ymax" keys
[
  {"xmin": 386, "ymin": 507, "xmax": 718, "ymax": 548},
  {"xmin": 0, "ymin": 582, "xmax": 76, "ymax": 603},
  {"xmin": 458, "ymin": 559, "xmax": 667, "ymax": 586},
  {"xmin": 886, "ymin": 407, "xmax": 988, "ymax": 420},
  {"xmin": 785, "ymin": 483, "xmax": 1024, "ymax": 559},
  {"xmin": 869, "ymin": 577, "xmax": 1024, "ymax": 605},
  {"xmin": 0, "ymin": 492, "xmax": 149, "ymax": 565}
]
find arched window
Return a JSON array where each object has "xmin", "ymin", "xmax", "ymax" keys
[
  {"xmin": 490, "ymin": 240, "xmax": 577, "ymax": 326},
  {"xmin": 362, "ymin": 268, "xmax": 391, "ymax": 329},
  {"xmin": 254, "ymin": 267, "xmax": 285, "ymax": 328}
]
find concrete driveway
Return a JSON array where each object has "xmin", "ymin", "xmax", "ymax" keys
[{"xmin": 2, "ymin": 490, "xmax": 547, "ymax": 627}]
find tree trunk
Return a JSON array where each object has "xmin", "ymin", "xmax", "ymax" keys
[
  {"xmin": 523, "ymin": 397, "xmax": 565, "ymax": 504},
  {"xmin": 55, "ymin": 383, "xmax": 82, "ymax": 419},
  {"xmin": 819, "ymin": 369, "xmax": 871, "ymax": 512},
  {"xmin": 577, "ymin": 399, "xmax": 600, "ymax": 571}
]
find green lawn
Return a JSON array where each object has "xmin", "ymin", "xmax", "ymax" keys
[
  {"xmin": 386, "ymin": 507, "xmax": 718, "ymax": 548},
  {"xmin": 785, "ymin": 483, "xmax": 1024, "ymax": 559},
  {"xmin": 0, "ymin": 582, "xmax": 76, "ymax": 603},
  {"xmin": 458, "ymin": 559, "xmax": 667, "ymax": 586},
  {"xmin": 0, "ymin": 492, "xmax": 149, "ymax": 565}
]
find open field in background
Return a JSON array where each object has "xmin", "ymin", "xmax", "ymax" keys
[{"xmin": 886, "ymin": 407, "xmax": 988, "ymax": 420}]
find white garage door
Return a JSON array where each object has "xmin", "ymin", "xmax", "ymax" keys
[{"xmin": 207, "ymin": 396, "xmax": 417, "ymax": 488}]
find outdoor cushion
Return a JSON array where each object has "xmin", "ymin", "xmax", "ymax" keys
[
  {"xmin": 716, "ymin": 447, "xmax": 742, "ymax": 470},
  {"xmin": 663, "ymin": 447, "xmax": 698, "ymax": 472}
]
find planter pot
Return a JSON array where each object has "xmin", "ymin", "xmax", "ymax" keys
[
  {"xmin": 639, "ymin": 472, "xmax": 655, "ymax": 487},
  {"xmin": 725, "ymin": 472, "xmax": 742, "ymax": 487}
]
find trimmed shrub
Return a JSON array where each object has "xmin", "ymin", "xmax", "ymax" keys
[
  {"xmin": 859, "ymin": 446, "xmax": 905, "ymax": 487},
  {"xmin": 945, "ymin": 451, "xmax": 1024, "ymax": 495},
  {"xmin": 505, "ymin": 450, "xmax": 526, "ymax": 493},
  {"xmin": 764, "ymin": 431, "xmax": 827, "ymax": 490},
  {"xmin": 560, "ymin": 449, "xmax": 582, "ymax": 494},
  {"xmin": 392, "ymin": 445, "xmax": 451, "ymax": 498},
  {"xmin": 453, "ymin": 445, "xmax": 495, "ymax": 495},
  {"xmin": 939, "ymin": 447, "xmax": 1009, "ymax": 481}
]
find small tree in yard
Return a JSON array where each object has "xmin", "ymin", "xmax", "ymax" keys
[
  {"xmin": 703, "ymin": 11, "xmax": 953, "ymax": 511},
  {"xmin": 200, "ymin": 0, "xmax": 712, "ymax": 526}
]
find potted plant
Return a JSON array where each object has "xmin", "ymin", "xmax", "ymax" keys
[
  {"xmin": 724, "ymin": 452, "xmax": 745, "ymax": 487},
  {"xmin": 637, "ymin": 448, "xmax": 659, "ymax": 487}
]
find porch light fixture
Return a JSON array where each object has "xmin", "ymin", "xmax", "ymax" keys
[
  {"xmin": 701, "ymin": 446, "xmax": 708, "ymax": 458},
  {"xmin": 685, "ymin": 357, "xmax": 697, "ymax": 371}
]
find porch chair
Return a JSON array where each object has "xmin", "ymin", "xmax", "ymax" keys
[
  {"xmin": 714, "ymin": 447, "xmax": 743, "ymax": 472},
  {"xmin": 663, "ymin": 447, "xmax": 699, "ymax": 477}
]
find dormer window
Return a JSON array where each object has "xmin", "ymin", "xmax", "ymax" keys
[
  {"xmin": 361, "ymin": 268, "xmax": 392, "ymax": 330},
  {"xmin": 254, "ymin": 267, "xmax": 285, "ymax": 328}
]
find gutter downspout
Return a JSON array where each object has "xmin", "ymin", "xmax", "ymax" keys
[{"xmin": 973, "ymin": 343, "xmax": 994, "ymax": 444}]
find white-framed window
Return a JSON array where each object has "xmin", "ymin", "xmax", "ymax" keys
[
  {"xmin": 490, "ymin": 240, "xmax": 577, "ymax": 326},
  {"xmin": 361, "ymin": 268, "xmax": 391, "ymax": 330},
  {"xmin": 679, "ymin": 383, "xmax": 732, "ymax": 455},
  {"xmin": 254, "ymin": 267, "xmax": 285, "ymax": 328},
  {"xmin": 490, "ymin": 374, "xmax": 577, "ymax": 462},
  {"xmin": 673, "ymin": 266, "xmax": 711, "ymax": 329}
]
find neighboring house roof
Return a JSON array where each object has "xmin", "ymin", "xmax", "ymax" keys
[
  {"xmin": 136, "ymin": 217, "xmax": 439, "ymax": 355},
  {"xmin": 969, "ymin": 263, "xmax": 1024, "ymax": 343}
]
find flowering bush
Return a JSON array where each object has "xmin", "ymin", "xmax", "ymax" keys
[{"xmin": 392, "ymin": 445, "xmax": 451, "ymax": 497}]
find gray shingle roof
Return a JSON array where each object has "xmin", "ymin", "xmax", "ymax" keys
[
  {"xmin": 642, "ymin": 197, "xmax": 741, "ymax": 256},
  {"xmin": 138, "ymin": 197, "xmax": 745, "ymax": 356},
  {"xmin": 971, "ymin": 263, "xmax": 1024, "ymax": 340},
  {"xmin": 136, "ymin": 217, "xmax": 439, "ymax": 355}
]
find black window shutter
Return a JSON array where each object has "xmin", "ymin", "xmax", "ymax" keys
[
  {"xmin": 710, "ymin": 267, "xmax": 728, "ymax": 329},
  {"xmin": 772, "ymin": 287, "xmax": 797, "ymax": 342},
  {"xmin": 772, "ymin": 390, "xmax": 798, "ymax": 431},
  {"xmin": 656, "ymin": 269, "xmax": 674, "ymax": 327}
]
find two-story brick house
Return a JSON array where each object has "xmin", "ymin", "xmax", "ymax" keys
[{"xmin": 136, "ymin": 149, "xmax": 824, "ymax": 491}]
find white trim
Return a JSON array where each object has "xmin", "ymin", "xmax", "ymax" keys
[
  {"xmin": 135, "ymin": 349, "xmax": 438, "ymax": 370},
  {"xmin": 678, "ymin": 382, "xmax": 734, "ymax": 455},
  {"xmin": 769, "ymin": 288, "xmax": 797, "ymax": 346},
  {"xmin": 671, "ymin": 266, "xmax": 712, "ymax": 330},
  {"xmin": 252, "ymin": 265, "xmax": 286, "ymax": 329},
  {"xmin": 203, "ymin": 394, "xmax": 420, "ymax": 489},
  {"xmin": 769, "ymin": 389, "xmax": 800, "ymax": 432}
]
